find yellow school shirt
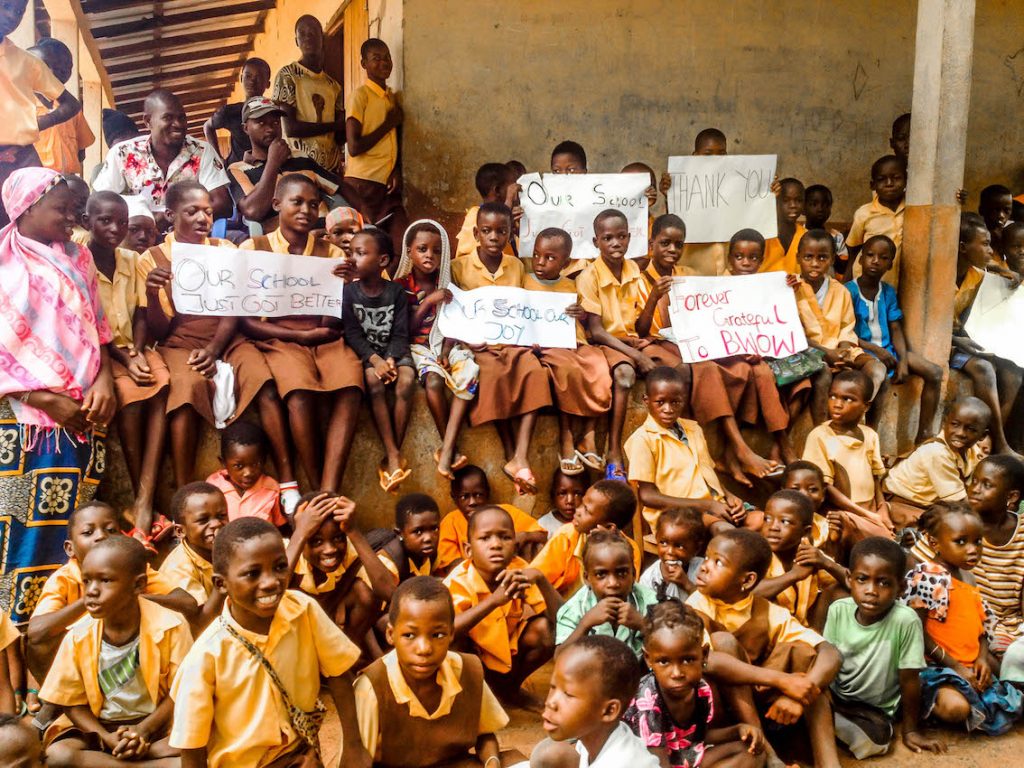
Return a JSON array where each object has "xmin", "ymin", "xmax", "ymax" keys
[
  {"xmin": 294, "ymin": 547, "xmax": 360, "ymax": 596},
  {"xmin": 242, "ymin": 228, "xmax": 344, "ymax": 259},
  {"xmin": 765, "ymin": 555, "xmax": 834, "ymax": 627},
  {"xmin": 522, "ymin": 272, "xmax": 587, "ymax": 345},
  {"xmin": 883, "ymin": 435, "xmax": 983, "ymax": 506},
  {"xmin": 0, "ymin": 39, "xmax": 65, "ymax": 146},
  {"xmin": 95, "ymin": 247, "xmax": 140, "ymax": 349},
  {"xmin": 953, "ymin": 266, "xmax": 985, "ymax": 333},
  {"xmin": 795, "ymin": 277, "xmax": 860, "ymax": 349},
  {"xmin": 354, "ymin": 650, "xmax": 509, "ymax": 760},
  {"xmin": 451, "ymin": 250, "xmax": 525, "ymax": 290},
  {"xmin": 685, "ymin": 591, "xmax": 824, "ymax": 648},
  {"xmin": 169, "ymin": 591, "xmax": 360, "ymax": 768},
  {"xmin": 528, "ymin": 522, "xmax": 643, "ymax": 596},
  {"xmin": 0, "ymin": 613, "xmax": 18, "ymax": 653},
  {"xmin": 454, "ymin": 205, "xmax": 517, "ymax": 260},
  {"xmin": 34, "ymin": 106, "xmax": 94, "ymax": 175},
  {"xmin": 575, "ymin": 257, "xmax": 645, "ymax": 338},
  {"xmin": 436, "ymin": 504, "xmax": 544, "ymax": 571},
  {"xmin": 761, "ymin": 224, "xmax": 807, "ymax": 275},
  {"xmin": 344, "ymin": 80, "xmax": 398, "ymax": 184},
  {"xmin": 158, "ymin": 540, "xmax": 214, "ymax": 604},
  {"xmin": 39, "ymin": 599, "xmax": 191, "ymax": 718},
  {"xmin": 637, "ymin": 262, "xmax": 696, "ymax": 336},
  {"xmin": 847, "ymin": 194, "xmax": 905, "ymax": 288},
  {"xmin": 444, "ymin": 556, "xmax": 546, "ymax": 673},
  {"xmin": 32, "ymin": 558, "xmax": 177, "ymax": 619},
  {"xmin": 802, "ymin": 421, "xmax": 885, "ymax": 508},
  {"xmin": 624, "ymin": 414, "xmax": 723, "ymax": 530}
]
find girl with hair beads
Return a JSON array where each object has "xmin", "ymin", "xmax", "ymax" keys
[
  {"xmin": 393, "ymin": 219, "xmax": 478, "ymax": 478},
  {"xmin": 904, "ymin": 502, "xmax": 1024, "ymax": 734},
  {"xmin": 624, "ymin": 600, "xmax": 765, "ymax": 767}
]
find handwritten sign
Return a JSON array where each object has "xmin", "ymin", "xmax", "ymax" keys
[
  {"xmin": 666, "ymin": 155, "xmax": 778, "ymax": 243},
  {"xmin": 666, "ymin": 272, "xmax": 807, "ymax": 363},
  {"xmin": 437, "ymin": 285, "xmax": 577, "ymax": 349},
  {"xmin": 964, "ymin": 272, "xmax": 1024, "ymax": 367},
  {"xmin": 517, "ymin": 172, "xmax": 649, "ymax": 260},
  {"xmin": 170, "ymin": 242, "xmax": 344, "ymax": 318}
]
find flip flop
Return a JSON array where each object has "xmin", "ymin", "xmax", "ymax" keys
[
  {"xmin": 503, "ymin": 464, "xmax": 538, "ymax": 495},
  {"xmin": 149, "ymin": 514, "xmax": 175, "ymax": 542},
  {"xmin": 127, "ymin": 528, "xmax": 157, "ymax": 555},
  {"xmin": 575, "ymin": 450, "xmax": 605, "ymax": 471},
  {"xmin": 604, "ymin": 462, "xmax": 627, "ymax": 481},
  {"xmin": 381, "ymin": 466, "xmax": 412, "ymax": 493},
  {"xmin": 559, "ymin": 455, "xmax": 585, "ymax": 476}
]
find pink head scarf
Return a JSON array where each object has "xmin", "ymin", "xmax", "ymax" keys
[{"xmin": 0, "ymin": 167, "xmax": 111, "ymax": 429}]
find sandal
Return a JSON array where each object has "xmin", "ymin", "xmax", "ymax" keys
[
  {"xmin": 503, "ymin": 464, "xmax": 538, "ymax": 495},
  {"xmin": 380, "ymin": 466, "xmax": 412, "ymax": 493},
  {"xmin": 25, "ymin": 688, "xmax": 40, "ymax": 715},
  {"xmin": 575, "ymin": 450, "xmax": 605, "ymax": 471},
  {"xmin": 604, "ymin": 462, "xmax": 627, "ymax": 481},
  {"xmin": 149, "ymin": 514, "xmax": 174, "ymax": 542},
  {"xmin": 127, "ymin": 527, "xmax": 157, "ymax": 555},
  {"xmin": 559, "ymin": 454, "xmax": 585, "ymax": 476}
]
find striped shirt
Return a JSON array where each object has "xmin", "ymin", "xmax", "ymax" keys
[{"xmin": 974, "ymin": 512, "xmax": 1024, "ymax": 641}]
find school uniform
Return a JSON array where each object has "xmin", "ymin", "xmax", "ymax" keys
[
  {"xmin": 444, "ymin": 557, "xmax": 547, "ymax": 674},
  {"xmin": 766, "ymin": 554, "xmax": 835, "ymax": 627},
  {"xmin": 294, "ymin": 548, "xmax": 359, "ymax": 597},
  {"xmin": 950, "ymin": 266, "xmax": 985, "ymax": 370},
  {"xmin": 32, "ymin": 558, "xmax": 177, "ymax": 620},
  {"xmin": 451, "ymin": 251, "xmax": 552, "ymax": 425},
  {"xmin": 95, "ymin": 245, "xmax": 171, "ymax": 407},
  {"xmin": 847, "ymin": 194, "xmax": 905, "ymax": 288},
  {"xmin": 40, "ymin": 599, "xmax": 192, "ymax": 744},
  {"xmin": 883, "ymin": 435, "xmax": 983, "ymax": 527},
  {"xmin": 137, "ymin": 234, "xmax": 269, "ymax": 425},
  {"xmin": 529, "ymin": 523, "xmax": 643, "ymax": 597},
  {"xmin": 761, "ymin": 224, "xmax": 808, "ymax": 275},
  {"xmin": 454, "ymin": 205, "xmax": 517, "ymax": 260},
  {"xmin": 354, "ymin": 650, "xmax": 509, "ymax": 766},
  {"xmin": 681, "ymin": 242, "xmax": 728, "ymax": 277},
  {"xmin": 522, "ymin": 272, "xmax": 612, "ymax": 416},
  {"xmin": 795, "ymin": 277, "xmax": 865, "ymax": 360},
  {"xmin": 436, "ymin": 504, "xmax": 545, "ymax": 571},
  {"xmin": 207, "ymin": 469, "xmax": 285, "ymax": 527},
  {"xmin": 341, "ymin": 80, "xmax": 405, "ymax": 224},
  {"xmin": 158, "ymin": 540, "xmax": 214, "ymax": 604},
  {"xmin": 624, "ymin": 414, "xmax": 722, "ymax": 531},
  {"xmin": 169, "ymin": 591, "xmax": 361, "ymax": 768},
  {"xmin": 234, "ymin": 230, "xmax": 364, "ymax": 396}
]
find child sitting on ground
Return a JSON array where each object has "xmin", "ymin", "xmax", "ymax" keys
[
  {"xmin": 170, "ymin": 518, "xmax": 370, "ymax": 766},
  {"xmin": 884, "ymin": 397, "xmax": 991, "ymax": 527},
  {"xmin": 444, "ymin": 506, "xmax": 560, "ymax": 701},
  {"xmin": 794, "ymin": 229, "xmax": 888, "ymax": 425},
  {"xmin": 537, "ymin": 468, "xmax": 589, "ymax": 538},
  {"xmin": 950, "ymin": 212, "xmax": 1022, "ymax": 457},
  {"xmin": 823, "ymin": 537, "xmax": 944, "ymax": 758},
  {"xmin": 455, "ymin": 162, "xmax": 518, "ymax": 259},
  {"xmin": 625, "ymin": 600, "xmax": 766, "ymax": 768},
  {"xmin": 578, "ymin": 208, "xmax": 684, "ymax": 480},
  {"xmin": 686, "ymin": 529, "xmax": 843, "ymax": 768},
  {"xmin": 904, "ymin": 502, "xmax": 1024, "ymax": 734},
  {"xmin": 41, "ymin": 537, "xmax": 192, "ymax": 767},
  {"xmin": 343, "ymin": 228, "xmax": 416, "ymax": 492},
  {"xmin": 803, "ymin": 184, "xmax": 849, "ymax": 276},
  {"xmin": 555, "ymin": 529, "xmax": 656, "ymax": 656},
  {"xmin": 761, "ymin": 178, "xmax": 806, "ymax": 275},
  {"xmin": 159, "ymin": 482, "xmax": 228, "ymax": 631},
  {"xmin": 394, "ymin": 219, "xmax": 478, "ymax": 478},
  {"xmin": 540, "ymin": 635, "xmax": 658, "ymax": 767},
  {"xmin": 624, "ymin": 366, "xmax": 750, "ymax": 535},
  {"xmin": 845, "ymin": 155, "xmax": 907, "ymax": 286},
  {"xmin": 206, "ymin": 421, "xmax": 286, "ymax": 527},
  {"xmin": 368, "ymin": 493, "xmax": 441, "ymax": 600},
  {"xmin": 436, "ymin": 465, "xmax": 547, "ymax": 573},
  {"xmin": 781, "ymin": 460, "xmax": 836, "ymax": 547},
  {"xmin": 756, "ymin": 491, "xmax": 846, "ymax": 630},
  {"xmin": 639, "ymin": 507, "xmax": 706, "ymax": 602},
  {"xmin": 802, "ymin": 369, "xmax": 893, "ymax": 541},
  {"xmin": 845, "ymin": 234, "xmax": 943, "ymax": 444},
  {"xmin": 354, "ymin": 576, "xmax": 519, "ymax": 767},
  {"xmin": 530, "ymin": 480, "xmax": 643, "ymax": 596},
  {"xmin": 525, "ymin": 227, "xmax": 612, "ymax": 476},
  {"xmin": 85, "ymin": 191, "xmax": 170, "ymax": 542}
]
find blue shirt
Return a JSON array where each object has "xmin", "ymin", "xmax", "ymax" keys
[
  {"xmin": 555, "ymin": 583, "xmax": 657, "ymax": 656},
  {"xmin": 846, "ymin": 279, "xmax": 903, "ymax": 356}
]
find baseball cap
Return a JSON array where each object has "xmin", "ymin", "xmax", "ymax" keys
[{"xmin": 242, "ymin": 96, "xmax": 285, "ymax": 121}]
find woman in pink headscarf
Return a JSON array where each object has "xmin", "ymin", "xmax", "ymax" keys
[{"xmin": 0, "ymin": 167, "xmax": 115, "ymax": 623}]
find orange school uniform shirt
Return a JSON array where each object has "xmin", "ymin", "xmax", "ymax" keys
[
  {"xmin": 637, "ymin": 262, "xmax": 698, "ymax": 337},
  {"xmin": 576, "ymin": 257, "xmax": 645, "ymax": 338},
  {"xmin": 761, "ymin": 224, "xmax": 807, "ymax": 275},
  {"xmin": 847, "ymin": 193, "xmax": 905, "ymax": 288},
  {"xmin": 0, "ymin": 39, "xmax": 65, "ymax": 146},
  {"xmin": 436, "ymin": 504, "xmax": 544, "ymax": 570},
  {"xmin": 158, "ymin": 540, "xmax": 215, "ymax": 604},
  {"xmin": 521, "ymin": 272, "xmax": 587, "ymax": 344},
  {"xmin": 207, "ymin": 470, "xmax": 286, "ymax": 527},
  {"xmin": 32, "ymin": 558, "xmax": 177, "ymax": 619},
  {"xmin": 795, "ymin": 277, "xmax": 862, "ymax": 350},
  {"xmin": 34, "ymin": 105, "xmax": 94, "ymax": 175},
  {"xmin": 451, "ymin": 250, "xmax": 525, "ymax": 290},
  {"xmin": 444, "ymin": 556, "xmax": 547, "ymax": 673},
  {"xmin": 529, "ymin": 522, "xmax": 643, "ymax": 596}
]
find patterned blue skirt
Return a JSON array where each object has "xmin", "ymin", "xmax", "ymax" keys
[
  {"xmin": 0, "ymin": 399, "xmax": 105, "ymax": 623},
  {"xmin": 920, "ymin": 664, "xmax": 1024, "ymax": 735}
]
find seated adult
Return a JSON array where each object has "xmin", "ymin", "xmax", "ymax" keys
[
  {"xmin": 228, "ymin": 96, "xmax": 344, "ymax": 233},
  {"xmin": 93, "ymin": 88, "xmax": 231, "ymax": 220}
]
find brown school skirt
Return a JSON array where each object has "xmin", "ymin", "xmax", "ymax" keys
[
  {"xmin": 111, "ymin": 348, "xmax": 170, "ymax": 408},
  {"xmin": 884, "ymin": 492, "xmax": 929, "ymax": 529},
  {"xmin": 600, "ymin": 337, "xmax": 683, "ymax": 371},
  {"xmin": 471, "ymin": 346, "xmax": 553, "ymax": 426},
  {"xmin": 755, "ymin": 641, "xmax": 819, "ymax": 709},
  {"xmin": 691, "ymin": 357, "xmax": 789, "ymax": 432},
  {"xmin": 340, "ymin": 176, "xmax": 406, "ymax": 226},
  {"xmin": 537, "ymin": 346, "xmax": 612, "ymax": 417},
  {"xmin": 245, "ymin": 336, "xmax": 364, "ymax": 398}
]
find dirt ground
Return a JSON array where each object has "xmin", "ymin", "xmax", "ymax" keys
[{"xmin": 318, "ymin": 660, "xmax": 1024, "ymax": 767}]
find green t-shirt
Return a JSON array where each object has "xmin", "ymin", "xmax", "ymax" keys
[
  {"xmin": 555, "ymin": 584, "xmax": 657, "ymax": 656},
  {"xmin": 823, "ymin": 597, "xmax": 926, "ymax": 716}
]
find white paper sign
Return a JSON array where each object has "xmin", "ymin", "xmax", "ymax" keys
[
  {"xmin": 964, "ymin": 272, "xmax": 1024, "ymax": 367},
  {"xmin": 437, "ymin": 284, "xmax": 577, "ymax": 349},
  {"xmin": 517, "ymin": 172, "xmax": 649, "ymax": 260},
  {"xmin": 666, "ymin": 272, "xmax": 807, "ymax": 363},
  {"xmin": 170, "ymin": 242, "xmax": 344, "ymax": 318},
  {"xmin": 666, "ymin": 154, "xmax": 778, "ymax": 243}
]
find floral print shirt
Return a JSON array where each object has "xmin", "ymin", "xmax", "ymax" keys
[{"xmin": 623, "ymin": 673, "xmax": 713, "ymax": 768}]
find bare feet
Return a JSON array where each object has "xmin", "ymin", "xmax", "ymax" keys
[
  {"xmin": 722, "ymin": 447, "xmax": 753, "ymax": 488},
  {"xmin": 735, "ymin": 444, "xmax": 780, "ymax": 480}
]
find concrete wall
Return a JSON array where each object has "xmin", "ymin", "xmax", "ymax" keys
[{"xmin": 400, "ymin": 0, "xmax": 1023, "ymax": 231}]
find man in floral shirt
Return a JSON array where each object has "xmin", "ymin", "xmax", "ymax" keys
[{"xmin": 93, "ymin": 89, "xmax": 231, "ymax": 220}]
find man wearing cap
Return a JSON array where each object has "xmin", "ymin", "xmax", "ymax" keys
[{"xmin": 228, "ymin": 95, "xmax": 344, "ymax": 232}]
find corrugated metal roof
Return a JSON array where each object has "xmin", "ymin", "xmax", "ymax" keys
[{"xmin": 79, "ymin": 0, "xmax": 275, "ymax": 133}]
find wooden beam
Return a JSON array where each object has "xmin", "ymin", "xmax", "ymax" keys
[
  {"xmin": 99, "ymin": 26, "xmax": 257, "ymax": 59},
  {"xmin": 105, "ymin": 44, "xmax": 250, "ymax": 75},
  {"xmin": 90, "ymin": 1, "xmax": 275, "ymax": 39},
  {"xmin": 113, "ymin": 59, "xmax": 244, "ymax": 89},
  {"xmin": 114, "ymin": 77, "xmax": 236, "ymax": 104},
  {"xmin": 120, "ymin": 92, "xmax": 232, "ymax": 117}
]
